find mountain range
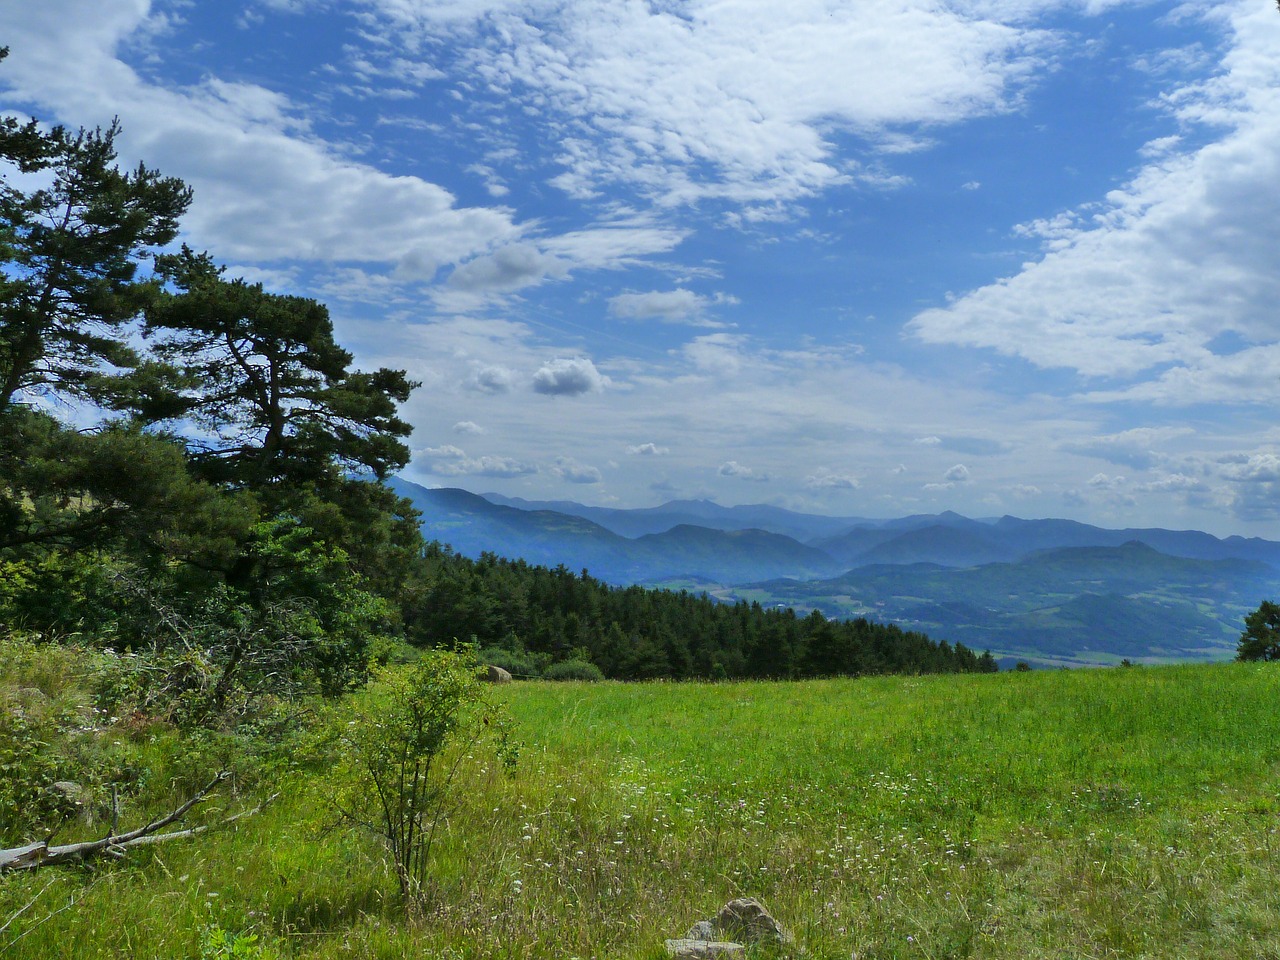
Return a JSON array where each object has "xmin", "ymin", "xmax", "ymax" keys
[{"xmin": 390, "ymin": 478, "xmax": 1280, "ymax": 666}]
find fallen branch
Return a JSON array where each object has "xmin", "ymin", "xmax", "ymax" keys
[{"xmin": 0, "ymin": 772, "xmax": 274, "ymax": 872}]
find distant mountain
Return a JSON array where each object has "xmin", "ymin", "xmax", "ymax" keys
[
  {"xmin": 391, "ymin": 479, "xmax": 843, "ymax": 584},
  {"xmin": 481, "ymin": 492, "xmax": 870, "ymax": 541},
  {"xmin": 826, "ymin": 523, "xmax": 1018, "ymax": 568},
  {"xmin": 480, "ymin": 492, "xmax": 1280, "ymax": 572},
  {"xmin": 730, "ymin": 541, "xmax": 1280, "ymax": 666},
  {"xmin": 393, "ymin": 480, "xmax": 1280, "ymax": 665}
]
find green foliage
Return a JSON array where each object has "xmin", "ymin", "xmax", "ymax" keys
[
  {"xmin": 200, "ymin": 922, "xmax": 282, "ymax": 960},
  {"xmin": 540, "ymin": 658, "xmax": 604, "ymax": 682},
  {"xmin": 407, "ymin": 548, "xmax": 990, "ymax": 681},
  {"xmin": 0, "ymin": 115, "xmax": 190, "ymax": 415},
  {"xmin": 1237, "ymin": 600, "xmax": 1280, "ymax": 661},
  {"xmin": 330, "ymin": 647, "xmax": 517, "ymax": 909},
  {"xmin": 142, "ymin": 246, "xmax": 416, "ymax": 489},
  {"xmin": 0, "ymin": 633, "xmax": 147, "ymax": 843},
  {"xmin": 478, "ymin": 643, "xmax": 545, "ymax": 678}
]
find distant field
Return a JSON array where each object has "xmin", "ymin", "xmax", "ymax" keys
[{"xmin": 6, "ymin": 664, "xmax": 1280, "ymax": 959}]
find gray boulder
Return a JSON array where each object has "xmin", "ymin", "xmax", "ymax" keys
[
  {"xmin": 717, "ymin": 897, "xmax": 790, "ymax": 945},
  {"xmin": 485, "ymin": 664, "xmax": 513, "ymax": 683},
  {"xmin": 664, "ymin": 939, "xmax": 745, "ymax": 959},
  {"xmin": 685, "ymin": 920, "xmax": 717, "ymax": 941}
]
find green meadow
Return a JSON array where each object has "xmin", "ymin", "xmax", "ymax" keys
[{"xmin": 5, "ymin": 663, "xmax": 1280, "ymax": 959}]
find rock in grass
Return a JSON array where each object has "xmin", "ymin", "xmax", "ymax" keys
[
  {"xmin": 485, "ymin": 664, "xmax": 513, "ymax": 683},
  {"xmin": 716, "ymin": 897, "xmax": 790, "ymax": 945},
  {"xmin": 684, "ymin": 920, "xmax": 717, "ymax": 941},
  {"xmin": 664, "ymin": 939, "xmax": 745, "ymax": 958}
]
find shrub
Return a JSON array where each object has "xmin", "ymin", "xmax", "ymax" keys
[
  {"xmin": 541, "ymin": 659, "xmax": 605, "ymax": 682},
  {"xmin": 478, "ymin": 646, "xmax": 543, "ymax": 678},
  {"xmin": 330, "ymin": 646, "xmax": 517, "ymax": 910},
  {"xmin": 1238, "ymin": 601, "xmax": 1280, "ymax": 662}
]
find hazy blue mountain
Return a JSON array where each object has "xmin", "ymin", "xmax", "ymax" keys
[
  {"xmin": 828, "ymin": 523, "xmax": 1017, "ymax": 568},
  {"xmin": 391, "ymin": 479, "xmax": 843, "ymax": 584},
  {"xmin": 482, "ymin": 492, "xmax": 869, "ymax": 541},
  {"xmin": 729, "ymin": 541, "xmax": 1279, "ymax": 666},
  {"xmin": 394, "ymin": 480, "xmax": 1280, "ymax": 665}
]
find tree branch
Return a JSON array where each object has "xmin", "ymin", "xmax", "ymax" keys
[{"xmin": 0, "ymin": 772, "xmax": 276, "ymax": 872}]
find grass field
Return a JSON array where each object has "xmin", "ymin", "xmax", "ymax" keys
[{"xmin": 5, "ymin": 663, "xmax": 1280, "ymax": 959}]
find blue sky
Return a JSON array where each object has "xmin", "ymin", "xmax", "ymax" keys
[{"xmin": 4, "ymin": 0, "xmax": 1280, "ymax": 537}]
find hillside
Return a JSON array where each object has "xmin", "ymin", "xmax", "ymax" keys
[{"xmin": 732, "ymin": 541, "xmax": 1279, "ymax": 666}]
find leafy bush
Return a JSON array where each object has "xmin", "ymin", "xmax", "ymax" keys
[
  {"xmin": 478, "ymin": 645, "xmax": 544, "ymax": 678},
  {"xmin": 0, "ymin": 634, "xmax": 136, "ymax": 841},
  {"xmin": 330, "ymin": 646, "xmax": 517, "ymax": 909},
  {"xmin": 1238, "ymin": 600, "xmax": 1280, "ymax": 661},
  {"xmin": 541, "ymin": 659, "xmax": 605, "ymax": 682}
]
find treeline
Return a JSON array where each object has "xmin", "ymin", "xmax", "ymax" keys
[
  {"xmin": 411, "ymin": 547, "xmax": 998, "ymax": 679},
  {"xmin": 1, "ymin": 79, "xmax": 990, "ymax": 725}
]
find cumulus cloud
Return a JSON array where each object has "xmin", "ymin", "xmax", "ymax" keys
[
  {"xmin": 466, "ymin": 364, "xmax": 517, "ymax": 394},
  {"xmin": 418, "ymin": 444, "xmax": 536, "ymax": 478},
  {"xmin": 453, "ymin": 420, "xmax": 485, "ymax": 435},
  {"xmin": 627, "ymin": 442, "xmax": 669, "ymax": 456},
  {"xmin": 552, "ymin": 457, "xmax": 603, "ymax": 484},
  {"xmin": 805, "ymin": 469, "xmax": 860, "ymax": 490},
  {"xmin": 532, "ymin": 357, "xmax": 609, "ymax": 396},
  {"xmin": 1222, "ymin": 452, "xmax": 1280, "ymax": 521},
  {"xmin": 1088, "ymin": 473, "xmax": 1126, "ymax": 489},
  {"xmin": 445, "ymin": 243, "xmax": 571, "ymax": 295},
  {"xmin": 719, "ymin": 460, "xmax": 770, "ymax": 482},
  {"xmin": 924, "ymin": 463, "xmax": 971, "ymax": 491},
  {"xmin": 608, "ymin": 289, "xmax": 735, "ymax": 327}
]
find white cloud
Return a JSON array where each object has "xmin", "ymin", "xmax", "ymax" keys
[
  {"xmin": 1221, "ymin": 452, "xmax": 1280, "ymax": 521},
  {"xmin": 718, "ymin": 460, "xmax": 770, "ymax": 482},
  {"xmin": 608, "ymin": 288, "xmax": 734, "ymax": 327},
  {"xmin": 1060, "ymin": 427, "xmax": 1194, "ymax": 470},
  {"xmin": 466, "ymin": 364, "xmax": 517, "ymax": 394},
  {"xmin": 1088, "ymin": 473, "xmax": 1126, "ymax": 489},
  {"xmin": 804, "ymin": 469, "xmax": 860, "ymax": 490},
  {"xmin": 453, "ymin": 420, "xmax": 485, "ymax": 435},
  {"xmin": 532, "ymin": 357, "xmax": 609, "ymax": 396},
  {"xmin": 418, "ymin": 444, "xmax": 538, "ymax": 478},
  {"xmin": 627, "ymin": 442, "xmax": 669, "ymax": 456},
  {"xmin": 924, "ymin": 463, "xmax": 971, "ymax": 491},
  {"xmin": 0, "ymin": 0, "xmax": 524, "ymax": 271},
  {"xmin": 552, "ymin": 457, "xmax": 603, "ymax": 484},
  {"xmin": 909, "ymin": 2, "xmax": 1280, "ymax": 390},
  {"xmin": 352, "ymin": 0, "xmax": 1055, "ymax": 209}
]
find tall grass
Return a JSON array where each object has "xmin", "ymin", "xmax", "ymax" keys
[{"xmin": 4, "ymin": 663, "xmax": 1280, "ymax": 958}]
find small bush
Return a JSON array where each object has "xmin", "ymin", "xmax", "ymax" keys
[
  {"xmin": 541, "ymin": 659, "xmax": 604, "ymax": 682},
  {"xmin": 478, "ymin": 646, "xmax": 543, "ymax": 678},
  {"xmin": 330, "ymin": 646, "xmax": 517, "ymax": 910}
]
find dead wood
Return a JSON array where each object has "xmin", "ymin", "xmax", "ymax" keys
[{"xmin": 0, "ymin": 772, "xmax": 275, "ymax": 872}]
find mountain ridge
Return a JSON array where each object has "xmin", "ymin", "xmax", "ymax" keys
[{"xmin": 392, "ymin": 479, "xmax": 1280, "ymax": 665}]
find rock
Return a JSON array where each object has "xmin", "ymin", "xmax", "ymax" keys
[
  {"xmin": 717, "ymin": 897, "xmax": 790, "ymax": 945},
  {"xmin": 485, "ymin": 664, "xmax": 513, "ymax": 683},
  {"xmin": 664, "ymin": 939, "xmax": 745, "ymax": 959},
  {"xmin": 50, "ymin": 781, "xmax": 86, "ymax": 806},
  {"xmin": 685, "ymin": 920, "xmax": 717, "ymax": 941}
]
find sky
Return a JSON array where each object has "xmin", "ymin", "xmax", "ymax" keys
[{"xmin": 3, "ymin": 0, "xmax": 1280, "ymax": 538}]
